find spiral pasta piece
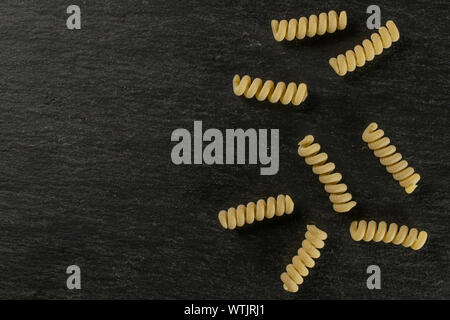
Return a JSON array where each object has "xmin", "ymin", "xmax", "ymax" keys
[
  {"xmin": 272, "ymin": 10, "xmax": 347, "ymax": 41},
  {"xmin": 218, "ymin": 195, "xmax": 294, "ymax": 230},
  {"xmin": 350, "ymin": 220, "xmax": 427, "ymax": 250},
  {"xmin": 362, "ymin": 122, "xmax": 420, "ymax": 194},
  {"xmin": 233, "ymin": 75, "xmax": 308, "ymax": 106},
  {"xmin": 281, "ymin": 225, "xmax": 327, "ymax": 293},
  {"xmin": 297, "ymin": 135, "xmax": 357, "ymax": 213},
  {"xmin": 329, "ymin": 20, "xmax": 400, "ymax": 76}
]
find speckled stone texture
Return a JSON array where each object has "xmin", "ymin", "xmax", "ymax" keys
[{"xmin": 0, "ymin": 0, "xmax": 448, "ymax": 299}]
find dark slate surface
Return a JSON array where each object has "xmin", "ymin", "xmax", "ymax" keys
[{"xmin": 0, "ymin": 0, "xmax": 449, "ymax": 299}]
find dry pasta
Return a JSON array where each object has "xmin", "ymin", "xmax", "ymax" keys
[
  {"xmin": 233, "ymin": 74, "xmax": 308, "ymax": 106},
  {"xmin": 218, "ymin": 195, "xmax": 294, "ymax": 230},
  {"xmin": 281, "ymin": 225, "xmax": 327, "ymax": 293},
  {"xmin": 350, "ymin": 220, "xmax": 427, "ymax": 250},
  {"xmin": 362, "ymin": 122, "xmax": 420, "ymax": 194},
  {"xmin": 271, "ymin": 10, "xmax": 347, "ymax": 41},
  {"xmin": 297, "ymin": 135, "xmax": 357, "ymax": 213},
  {"xmin": 329, "ymin": 20, "xmax": 400, "ymax": 76}
]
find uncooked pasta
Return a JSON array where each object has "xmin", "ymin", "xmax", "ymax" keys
[
  {"xmin": 350, "ymin": 220, "xmax": 427, "ymax": 250},
  {"xmin": 281, "ymin": 225, "xmax": 327, "ymax": 292},
  {"xmin": 362, "ymin": 122, "xmax": 420, "ymax": 194},
  {"xmin": 298, "ymin": 135, "xmax": 357, "ymax": 213},
  {"xmin": 272, "ymin": 10, "xmax": 347, "ymax": 41},
  {"xmin": 218, "ymin": 195, "xmax": 294, "ymax": 229},
  {"xmin": 329, "ymin": 20, "xmax": 399, "ymax": 76},
  {"xmin": 233, "ymin": 75, "xmax": 308, "ymax": 106}
]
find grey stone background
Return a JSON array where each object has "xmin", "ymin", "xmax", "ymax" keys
[{"xmin": 0, "ymin": 0, "xmax": 448, "ymax": 299}]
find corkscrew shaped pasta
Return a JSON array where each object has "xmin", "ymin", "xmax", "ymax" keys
[
  {"xmin": 281, "ymin": 225, "xmax": 327, "ymax": 293},
  {"xmin": 329, "ymin": 20, "xmax": 400, "ymax": 76},
  {"xmin": 218, "ymin": 195, "xmax": 294, "ymax": 230},
  {"xmin": 271, "ymin": 10, "xmax": 347, "ymax": 41},
  {"xmin": 233, "ymin": 75, "xmax": 308, "ymax": 106},
  {"xmin": 362, "ymin": 122, "xmax": 420, "ymax": 194},
  {"xmin": 350, "ymin": 220, "xmax": 427, "ymax": 250},
  {"xmin": 297, "ymin": 135, "xmax": 357, "ymax": 213}
]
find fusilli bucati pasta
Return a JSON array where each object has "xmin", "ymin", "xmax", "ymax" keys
[
  {"xmin": 281, "ymin": 225, "xmax": 327, "ymax": 293},
  {"xmin": 272, "ymin": 10, "xmax": 347, "ymax": 41},
  {"xmin": 218, "ymin": 195, "xmax": 294, "ymax": 230},
  {"xmin": 350, "ymin": 220, "xmax": 427, "ymax": 250},
  {"xmin": 298, "ymin": 135, "xmax": 357, "ymax": 213},
  {"xmin": 329, "ymin": 20, "xmax": 400, "ymax": 76},
  {"xmin": 362, "ymin": 122, "xmax": 420, "ymax": 194},
  {"xmin": 233, "ymin": 75, "xmax": 308, "ymax": 106}
]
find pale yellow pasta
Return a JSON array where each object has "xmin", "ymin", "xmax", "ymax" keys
[
  {"xmin": 362, "ymin": 122, "xmax": 420, "ymax": 194},
  {"xmin": 281, "ymin": 225, "xmax": 327, "ymax": 293},
  {"xmin": 329, "ymin": 20, "xmax": 400, "ymax": 76},
  {"xmin": 350, "ymin": 220, "xmax": 427, "ymax": 250},
  {"xmin": 218, "ymin": 195, "xmax": 294, "ymax": 230},
  {"xmin": 297, "ymin": 135, "xmax": 357, "ymax": 213},
  {"xmin": 233, "ymin": 75, "xmax": 308, "ymax": 106},
  {"xmin": 272, "ymin": 10, "xmax": 347, "ymax": 42}
]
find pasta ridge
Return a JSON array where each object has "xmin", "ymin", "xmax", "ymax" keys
[
  {"xmin": 271, "ymin": 10, "xmax": 347, "ymax": 42},
  {"xmin": 350, "ymin": 220, "xmax": 427, "ymax": 250},
  {"xmin": 362, "ymin": 122, "xmax": 420, "ymax": 194},
  {"xmin": 297, "ymin": 135, "xmax": 357, "ymax": 213},
  {"xmin": 281, "ymin": 225, "xmax": 327, "ymax": 293},
  {"xmin": 233, "ymin": 74, "xmax": 308, "ymax": 106},
  {"xmin": 218, "ymin": 194, "xmax": 294, "ymax": 230},
  {"xmin": 329, "ymin": 20, "xmax": 400, "ymax": 76}
]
